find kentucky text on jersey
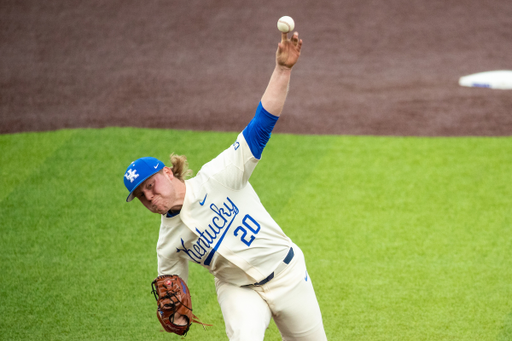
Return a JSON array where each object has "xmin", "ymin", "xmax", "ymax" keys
[{"xmin": 176, "ymin": 197, "xmax": 239, "ymax": 264}]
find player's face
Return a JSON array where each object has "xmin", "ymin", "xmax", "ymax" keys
[{"xmin": 133, "ymin": 168, "xmax": 183, "ymax": 215}]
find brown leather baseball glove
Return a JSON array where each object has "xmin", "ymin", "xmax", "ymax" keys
[{"xmin": 151, "ymin": 275, "xmax": 211, "ymax": 335}]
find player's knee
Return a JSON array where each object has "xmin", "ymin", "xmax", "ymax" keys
[
  {"xmin": 224, "ymin": 311, "xmax": 268, "ymax": 341},
  {"xmin": 226, "ymin": 326, "xmax": 266, "ymax": 341}
]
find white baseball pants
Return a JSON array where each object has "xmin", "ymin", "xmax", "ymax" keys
[{"xmin": 215, "ymin": 245, "xmax": 327, "ymax": 341}]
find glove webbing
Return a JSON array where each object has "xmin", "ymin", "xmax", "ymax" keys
[{"xmin": 151, "ymin": 275, "xmax": 212, "ymax": 329}]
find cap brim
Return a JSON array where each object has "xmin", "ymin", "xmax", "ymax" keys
[
  {"xmin": 126, "ymin": 192, "xmax": 136, "ymax": 202},
  {"xmin": 125, "ymin": 173, "xmax": 152, "ymax": 202}
]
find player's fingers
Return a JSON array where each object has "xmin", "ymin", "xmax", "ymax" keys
[
  {"xmin": 281, "ymin": 32, "xmax": 288, "ymax": 43},
  {"xmin": 291, "ymin": 32, "xmax": 299, "ymax": 45}
]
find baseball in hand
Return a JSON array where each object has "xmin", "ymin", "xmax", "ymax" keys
[{"xmin": 277, "ymin": 16, "xmax": 295, "ymax": 33}]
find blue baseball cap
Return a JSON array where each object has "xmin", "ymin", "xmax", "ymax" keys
[{"xmin": 124, "ymin": 157, "xmax": 165, "ymax": 202}]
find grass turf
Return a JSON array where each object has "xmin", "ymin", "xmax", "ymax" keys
[{"xmin": 1, "ymin": 128, "xmax": 511, "ymax": 340}]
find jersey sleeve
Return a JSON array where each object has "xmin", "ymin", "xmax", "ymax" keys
[
  {"xmin": 196, "ymin": 102, "xmax": 279, "ymax": 190},
  {"xmin": 158, "ymin": 252, "xmax": 190, "ymax": 283},
  {"xmin": 157, "ymin": 217, "xmax": 191, "ymax": 282}
]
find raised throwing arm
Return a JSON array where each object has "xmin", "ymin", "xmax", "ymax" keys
[{"xmin": 260, "ymin": 31, "xmax": 303, "ymax": 117}]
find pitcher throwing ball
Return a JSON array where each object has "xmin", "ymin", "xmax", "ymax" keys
[{"xmin": 124, "ymin": 29, "xmax": 327, "ymax": 341}]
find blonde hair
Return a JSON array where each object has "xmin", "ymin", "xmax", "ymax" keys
[{"xmin": 169, "ymin": 153, "xmax": 193, "ymax": 181}]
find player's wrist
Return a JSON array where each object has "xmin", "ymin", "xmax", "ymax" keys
[{"xmin": 275, "ymin": 64, "xmax": 293, "ymax": 73}]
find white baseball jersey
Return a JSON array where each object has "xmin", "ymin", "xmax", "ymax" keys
[{"xmin": 157, "ymin": 132, "xmax": 292, "ymax": 287}]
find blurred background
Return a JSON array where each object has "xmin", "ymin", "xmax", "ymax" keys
[{"xmin": 1, "ymin": 0, "xmax": 512, "ymax": 136}]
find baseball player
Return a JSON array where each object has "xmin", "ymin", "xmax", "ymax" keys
[{"xmin": 124, "ymin": 31, "xmax": 327, "ymax": 341}]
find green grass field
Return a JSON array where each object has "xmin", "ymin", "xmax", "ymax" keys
[{"xmin": 1, "ymin": 128, "xmax": 512, "ymax": 340}]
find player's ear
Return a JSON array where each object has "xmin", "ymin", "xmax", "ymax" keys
[{"xmin": 162, "ymin": 166, "xmax": 174, "ymax": 179}]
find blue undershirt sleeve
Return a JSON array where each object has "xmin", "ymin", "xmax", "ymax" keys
[{"xmin": 242, "ymin": 102, "xmax": 279, "ymax": 159}]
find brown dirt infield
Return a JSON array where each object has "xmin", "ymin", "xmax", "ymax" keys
[{"xmin": 1, "ymin": 0, "xmax": 512, "ymax": 136}]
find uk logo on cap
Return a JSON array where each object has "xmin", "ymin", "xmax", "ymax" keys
[
  {"xmin": 123, "ymin": 157, "xmax": 165, "ymax": 202},
  {"xmin": 125, "ymin": 169, "xmax": 139, "ymax": 183}
]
